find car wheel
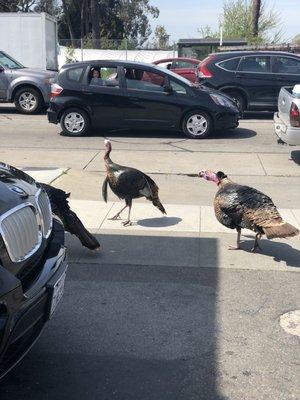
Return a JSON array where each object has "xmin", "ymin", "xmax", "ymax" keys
[
  {"xmin": 14, "ymin": 87, "xmax": 44, "ymax": 114},
  {"xmin": 226, "ymin": 91, "xmax": 246, "ymax": 112},
  {"xmin": 60, "ymin": 108, "xmax": 90, "ymax": 137},
  {"xmin": 182, "ymin": 111, "xmax": 212, "ymax": 139}
]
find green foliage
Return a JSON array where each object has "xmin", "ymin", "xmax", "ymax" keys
[
  {"xmin": 65, "ymin": 46, "xmax": 78, "ymax": 63},
  {"xmin": 293, "ymin": 34, "xmax": 300, "ymax": 45},
  {"xmin": 152, "ymin": 25, "xmax": 170, "ymax": 49},
  {"xmin": 198, "ymin": 25, "xmax": 219, "ymax": 39},
  {"xmin": 198, "ymin": 0, "xmax": 283, "ymax": 44}
]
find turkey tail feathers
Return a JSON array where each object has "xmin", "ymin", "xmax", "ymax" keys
[{"xmin": 263, "ymin": 223, "xmax": 300, "ymax": 239}]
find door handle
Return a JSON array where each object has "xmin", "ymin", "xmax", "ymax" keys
[
  {"xmin": 130, "ymin": 96, "xmax": 140, "ymax": 101},
  {"xmin": 236, "ymin": 73, "xmax": 246, "ymax": 78},
  {"xmin": 82, "ymin": 89, "xmax": 93, "ymax": 95}
]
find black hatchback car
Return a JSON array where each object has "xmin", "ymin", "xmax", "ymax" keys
[
  {"xmin": 198, "ymin": 51, "xmax": 300, "ymax": 111},
  {"xmin": 47, "ymin": 60, "xmax": 239, "ymax": 139},
  {"xmin": 0, "ymin": 163, "xmax": 67, "ymax": 378}
]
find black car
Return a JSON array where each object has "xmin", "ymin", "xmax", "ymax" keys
[
  {"xmin": 198, "ymin": 51, "xmax": 300, "ymax": 111},
  {"xmin": 0, "ymin": 163, "xmax": 67, "ymax": 379},
  {"xmin": 47, "ymin": 60, "xmax": 239, "ymax": 139}
]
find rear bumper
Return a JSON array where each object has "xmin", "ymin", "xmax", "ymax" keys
[
  {"xmin": 0, "ymin": 219, "xmax": 67, "ymax": 379},
  {"xmin": 274, "ymin": 112, "xmax": 300, "ymax": 145}
]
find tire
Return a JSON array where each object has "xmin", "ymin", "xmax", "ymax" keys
[
  {"xmin": 182, "ymin": 110, "xmax": 212, "ymax": 139},
  {"xmin": 225, "ymin": 91, "xmax": 246, "ymax": 112},
  {"xmin": 60, "ymin": 108, "xmax": 90, "ymax": 137},
  {"xmin": 14, "ymin": 86, "xmax": 44, "ymax": 114}
]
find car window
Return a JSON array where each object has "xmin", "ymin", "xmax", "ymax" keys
[
  {"xmin": 124, "ymin": 68, "xmax": 166, "ymax": 92},
  {"xmin": 156, "ymin": 61, "xmax": 172, "ymax": 70},
  {"xmin": 0, "ymin": 51, "xmax": 24, "ymax": 69},
  {"xmin": 239, "ymin": 56, "xmax": 271, "ymax": 73},
  {"xmin": 67, "ymin": 67, "xmax": 85, "ymax": 82},
  {"xmin": 89, "ymin": 66, "xmax": 119, "ymax": 87},
  {"xmin": 173, "ymin": 60, "xmax": 196, "ymax": 69},
  {"xmin": 272, "ymin": 56, "xmax": 300, "ymax": 74},
  {"xmin": 218, "ymin": 58, "xmax": 241, "ymax": 71},
  {"xmin": 170, "ymin": 80, "xmax": 187, "ymax": 94}
]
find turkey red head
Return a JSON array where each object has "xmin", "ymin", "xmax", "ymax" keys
[
  {"xmin": 104, "ymin": 139, "xmax": 112, "ymax": 158},
  {"xmin": 199, "ymin": 170, "xmax": 227, "ymax": 184}
]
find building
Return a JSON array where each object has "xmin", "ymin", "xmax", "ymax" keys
[{"xmin": 177, "ymin": 38, "xmax": 247, "ymax": 59}]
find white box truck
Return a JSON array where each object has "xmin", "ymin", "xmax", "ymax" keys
[{"xmin": 0, "ymin": 12, "xmax": 58, "ymax": 70}]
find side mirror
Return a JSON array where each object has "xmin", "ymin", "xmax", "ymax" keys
[{"xmin": 163, "ymin": 84, "xmax": 173, "ymax": 95}]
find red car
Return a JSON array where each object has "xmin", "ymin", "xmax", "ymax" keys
[{"xmin": 153, "ymin": 57, "xmax": 201, "ymax": 82}]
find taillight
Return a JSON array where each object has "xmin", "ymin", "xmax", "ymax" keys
[
  {"xmin": 290, "ymin": 102, "xmax": 300, "ymax": 127},
  {"xmin": 50, "ymin": 83, "xmax": 63, "ymax": 99},
  {"xmin": 199, "ymin": 55, "xmax": 216, "ymax": 78}
]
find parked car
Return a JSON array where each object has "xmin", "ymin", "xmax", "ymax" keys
[
  {"xmin": 274, "ymin": 85, "xmax": 300, "ymax": 145},
  {"xmin": 0, "ymin": 163, "xmax": 67, "ymax": 379},
  {"xmin": 47, "ymin": 60, "xmax": 239, "ymax": 139},
  {"xmin": 198, "ymin": 51, "xmax": 300, "ymax": 111},
  {"xmin": 153, "ymin": 57, "xmax": 201, "ymax": 82},
  {"xmin": 0, "ymin": 50, "xmax": 57, "ymax": 114}
]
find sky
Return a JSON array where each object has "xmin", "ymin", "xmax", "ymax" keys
[{"xmin": 149, "ymin": 0, "xmax": 300, "ymax": 43}]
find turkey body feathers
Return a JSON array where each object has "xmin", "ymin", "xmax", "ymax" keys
[{"xmin": 214, "ymin": 183, "xmax": 299, "ymax": 238}]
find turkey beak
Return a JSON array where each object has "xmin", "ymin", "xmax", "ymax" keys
[{"xmin": 198, "ymin": 171, "xmax": 205, "ymax": 178}]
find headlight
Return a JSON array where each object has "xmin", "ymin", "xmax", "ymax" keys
[{"xmin": 210, "ymin": 93, "xmax": 236, "ymax": 108}]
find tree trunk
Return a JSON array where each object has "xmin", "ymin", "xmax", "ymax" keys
[
  {"xmin": 62, "ymin": 0, "xmax": 76, "ymax": 46},
  {"xmin": 80, "ymin": 0, "xmax": 86, "ymax": 38},
  {"xmin": 90, "ymin": 0, "xmax": 100, "ymax": 48},
  {"xmin": 252, "ymin": 0, "xmax": 261, "ymax": 37}
]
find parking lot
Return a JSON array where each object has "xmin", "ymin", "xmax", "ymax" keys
[{"xmin": 0, "ymin": 104, "xmax": 300, "ymax": 399}]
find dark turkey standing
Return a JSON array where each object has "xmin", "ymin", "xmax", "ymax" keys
[
  {"xmin": 199, "ymin": 170, "xmax": 299, "ymax": 252},
  {"xmin": 102, "ymin": 139, "xmax": 166, "ymax": 225}
]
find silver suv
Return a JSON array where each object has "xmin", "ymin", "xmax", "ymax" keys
[{"xmin": 0, "ymin": 51, "xmax": 57, "ymax": 114}]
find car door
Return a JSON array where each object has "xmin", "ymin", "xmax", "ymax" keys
[
  {"xmin": 271, "ymin": 55, "xmax": 300, "ymax": 96},
  {"xmin": 122, "ymin": 66, "xmax": 183, "ymax": 129},
  {"xmin": 171, "ymin": 60, "xmax": 197, "ymax": 82},
  {"xmin": 236, "ymin": 55, "xmax": 276, "ymax": 108},
  {"xmin": 81, "ymin": 65, "xmax": 126, "ymax": 128}
]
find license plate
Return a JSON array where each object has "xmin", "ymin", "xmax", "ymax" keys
[{"xmin": 48, "ymin": 273, "xmax": 66, "ymax": 318}]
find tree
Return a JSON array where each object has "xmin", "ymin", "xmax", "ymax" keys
[
  {"xmin": 251, "ymin": 0, "xmax": 261, "ymax": 37},
  {"xmin": 293, "ymin": 34, "xmax": 300, "ymax": 45},
  {"xmin": 153, "ymin": 25, "xmax": 170, "ymax": 49},
  {"xmin": 199, "ymin": 0, "xmax": 283, "ymax": 44},
  {"xmin": 198, "ymin": 25, "xmax": 219, "ymax": 39}
]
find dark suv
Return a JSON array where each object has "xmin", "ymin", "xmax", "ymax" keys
[
  {"xmin": 0, "ymin": 163, "xmax": 67, "ymax": 378},
  {"xmin": 198, "ymin": 51, "xmax": 300, "ymax": 111},
  {"xmin": 47, "ymin": 60, "xmax": 239, "ymax": 139}
]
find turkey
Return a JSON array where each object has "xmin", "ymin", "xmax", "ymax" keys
[
  {"xmin": 0, "ymin": 162, "xmax": 100, "ymax": 250},
  {"xmin": 102, "ymin": 139, "xmax": 166, "ymax": 226},
  {"xmin": 199, "ymin": 170, "xmax": 299, "ymax": 252}
]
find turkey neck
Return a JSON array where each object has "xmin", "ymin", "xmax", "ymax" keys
[
  {"xmin": 218, "ymin": 177, "xmax": 233, "ymax": 188},
  {"xmin": 104, "ymin": 150, "xmax": 121, "ymax": 174}
]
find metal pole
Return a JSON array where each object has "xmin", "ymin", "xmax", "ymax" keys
[
  {"xmin": 125, "ymin": 38, "xmax": 128, "ymax": 60},
  {"xmin": 81, "ymin": 38, "xmax": 84, "ymax": 61},
  {"xmin": 173, "ymin": 42, "xmax": 176, "ymax": 57},
  {"xmin": 220, "ymin": 24, "xmax": 223, "ymax": 46}
]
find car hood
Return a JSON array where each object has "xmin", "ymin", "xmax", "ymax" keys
[
  {"xmin": 0, "ymin": 163, "xmax": 39, "ymax": 215},
  {"xmin": 11, "ymin": 68, "xmax": 57, "ymax": 79}
]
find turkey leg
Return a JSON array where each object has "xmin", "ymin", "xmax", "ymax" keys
[
  {"xmin": 109, "ymin": 201, "xmax": 129, "ymax": 220},
  {"xmin": 228, "ymin": 228, "xmax": 241, "ymax": 250},
  {"xmin": 251, "ymin": 233, "xmax": 262, "ymax": 252},
  {"xmin": 123, "ymin": 199, "xmax": 132, "ymax": 226}
]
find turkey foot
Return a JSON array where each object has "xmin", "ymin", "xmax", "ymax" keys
[
  {"xmin": 123, "ymin": 220, "xmax": 132, "ymax": 226},
  {"xmin": 109, "ymin": 214, "xmax": 122, "ymax": 220}
]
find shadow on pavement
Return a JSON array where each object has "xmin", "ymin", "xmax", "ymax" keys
[
  {"xmin": 242, "ymin": 236, "xmax": 300, "ymax": 267},
  {"xmin": 1, "ymin": 235, "xmax": 227, "ymax": 400},
  {"xmin": 137, "ymin": 216, "xmax": 182, "ymax": 228}
]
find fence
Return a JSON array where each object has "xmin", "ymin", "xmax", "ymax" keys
[{"xmin": 58, "ymin": 39, "xmax": 178, "ymax": 68}]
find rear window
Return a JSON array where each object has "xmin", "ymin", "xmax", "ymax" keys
[
  {"xmin": 66, "ymin": 67, "xmax": 85, "ymax": 82},
  {"xmin": 173, "ymin": 60, "xmax": 196, "ymax": 68},
  {"xmin": 239, "ymin": 56, "xmax": 271, "ymax": 73},
  {"xmin": 218, "ymin": 58, "xmax": 240, "ymax": 72}
]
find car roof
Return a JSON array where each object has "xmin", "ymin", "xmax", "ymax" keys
[
  {"xmin": 61, "ymin": 59, "xmax": 163, "ymax": 70},
  {"xmin": 210, "ymin": 50, "xmax": 300, "ymax": 58},
  {"xmin": 153, "ymin": 57, "xmax": 200, "ymax": 64}
]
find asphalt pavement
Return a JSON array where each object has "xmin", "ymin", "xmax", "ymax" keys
[{"xmin": 0, "ymin": 104, "xmax": 299, "ymax": 399}]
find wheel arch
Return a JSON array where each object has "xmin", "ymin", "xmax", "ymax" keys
[
  {"xmin": 218, "ymin": 86, "xmax": 248, "ymax": 108},
  {"xmin": 11, "ymin": 84, "xmax": 44, "ymax": 103}
]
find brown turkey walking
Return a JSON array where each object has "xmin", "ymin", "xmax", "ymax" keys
[
  {"xmin": 199, "ymin": 170, "xmax": 299, "ymax": 252},
  {"xmin": 102, "ymin": 139, "xmax": 166, "ymax": 226}
]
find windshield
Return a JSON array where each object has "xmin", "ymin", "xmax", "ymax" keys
[
  {"xmin": 0, "ymin": 51, "xmax": 24, "ymax": 69},
  {"xmin": 154, "ymin": 64, "xmax": 195, "ymax": 86}
]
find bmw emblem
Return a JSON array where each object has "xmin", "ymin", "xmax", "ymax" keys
[{"xmin": 9, "ymin": 185, "xmax": 28, "ymax": 198}]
